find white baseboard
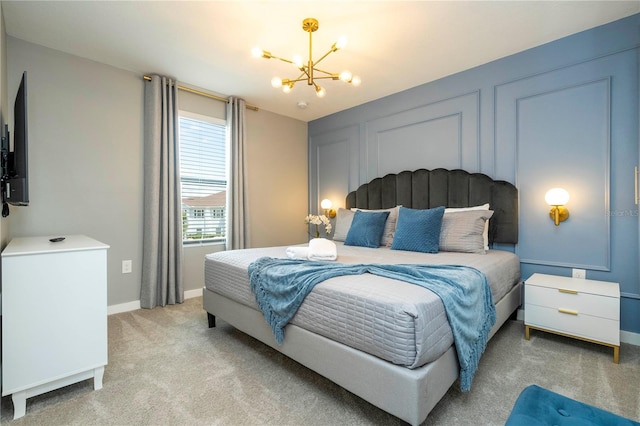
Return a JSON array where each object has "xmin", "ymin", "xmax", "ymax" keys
[
  {"xmin": 620, "ymin": 330, "xmax": 640, "ymax": 346},
  {"xmin": 184, "ymin": 288, "xmax": 203, "ymax": 299},
  {"xmin": 516, "ymin": 308, "xmax": 639, "ymax": 346},
  {"xmin": 107, "ymin": 300, "xmax": 141, "ymax": 315},
  {"xmin": 107, "ymin": 288, "xmax": 202, "ymax": 315}
]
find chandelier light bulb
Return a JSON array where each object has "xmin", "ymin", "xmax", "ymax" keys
[
  {"xmin": 335, "ymin": 35, "xmax": 348, "ymax": 50},
  {"xmin": 251, "ymin": 47, "xmax": 264, "ymax": 58},
  {"xmin": 292, "ymin": 55, "xmax": 304, "ymax": 69},
  {"xmin": 351, "ymin": 75, "xmax": 362, "ymax": 86},
  {"xmin": 271, "ymin": 77, "xmax": 282, "ymax": 88},
  {"xmin": 282, "ymin": 84, "xmax": 292, "ymax": 94},
  {"xmin": 339, "ymin": 70, "xmax": 353, "ymax": 82},
  {"xmin": 315, "ymin": 86, "xmax": 326, "ymax": 98}
]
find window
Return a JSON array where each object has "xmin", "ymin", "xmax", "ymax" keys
[{"xmin": 179, "ymin": 112, "xmax": 227, "ymax": 243}]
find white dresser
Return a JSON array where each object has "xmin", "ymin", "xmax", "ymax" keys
[
  {"xmin": 1, "ymin": 235, "xmax": 109, "ymax": 419},
  {"xmin": 524, "ymin": 273, "xmax": 620, "ymax": 363}
]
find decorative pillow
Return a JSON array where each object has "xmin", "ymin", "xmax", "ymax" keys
[
  {"xmin": 445, "ymin": 203, "xmax": 490, "ymax": 250},
  {"xmin": 332, "ymin": 208, "xmax": 355, "ymax": 242},
  {"xmin": 391, "ymin": 206, "xmax": 445, "ymax": 253},
  {"xmin": 439, "ymin": 210, "xmax": 494, "ymax": 254},
  {"xmin": 352, "ymin": 206, "xmax": 400, "ymax": 247},
  {"xmin": 344, "ymin": 210, "xmax": 390, "ymax": 248}
]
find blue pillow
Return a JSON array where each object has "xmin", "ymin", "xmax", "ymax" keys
[
  {"xmin": 344, "ymin": 210, "xmax": 390, "ymax": 248},
  {"xmin": 391, "ymin": 206, "xmax": 445, "ymax": 253}
]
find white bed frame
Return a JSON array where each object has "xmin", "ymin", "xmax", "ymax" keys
[{"xmin": 203, "ymin": 281, "xmax": 521, "ymax": 425}]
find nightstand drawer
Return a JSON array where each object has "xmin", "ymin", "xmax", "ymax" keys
[
  {"xmin": 525, "ymin": 285, "xmax": 619, "ymax": 320},
  {"xmin": 525, "ymin": 304, "xmax": 620, "ymax": 345}
]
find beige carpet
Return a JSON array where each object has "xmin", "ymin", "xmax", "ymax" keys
[{"xmin": 2, "ymin": 296, "xmax": 639, "ymax": 425}]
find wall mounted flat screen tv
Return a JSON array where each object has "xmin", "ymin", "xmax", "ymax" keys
[{"xmin": 2, "ymin": 71, "xmax": 28, "ymax": 213}]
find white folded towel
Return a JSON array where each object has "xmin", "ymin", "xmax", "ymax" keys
[
  {"xmin": 307, "ymin": 238, "xmax": 338, "ymax": 261},
  {"xmin": 285, "ymin": 246, "xmax": 310, "ymax": 260}
]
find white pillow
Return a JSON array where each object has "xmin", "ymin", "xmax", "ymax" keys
[
  {"xmin": 444, "ymin": 203, "xmax": 490, "ymax": 250},
  {"xmin": 332, "ymin": 208, "xmax": 355, "ymax": 242},
  {"xmin": 439, "ymin": 210, "xmax": 494, "ymax": 254},
  {"xmin": 351, "ymin": 206, "xmax": 400, "ymax": 247}
]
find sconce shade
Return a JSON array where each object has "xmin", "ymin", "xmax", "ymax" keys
[{"xmin": 545, "ymin": 188, "xmax": 570, "ymax": 206}]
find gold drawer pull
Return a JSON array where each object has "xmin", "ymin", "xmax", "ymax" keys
[
  {"xmin": 558, "ymin": 308, "xmax": 578, "ymax": 315},
  {"xmin": 558, "ymin": 288, "xmax": 578, "ymax": 294}
]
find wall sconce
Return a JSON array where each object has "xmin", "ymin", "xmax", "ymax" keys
[
  {"xmin": 545, "ymin": 188, "xmax": 570, "ymax": 226},
  {"xmin": 321, "ymin": 199, "xmax": 336, "ymax": 218}
]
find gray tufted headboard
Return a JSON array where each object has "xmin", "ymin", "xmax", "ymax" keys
[{"xmin": 345, "ymin": 168, "xmax": 518, "ymax": 244}]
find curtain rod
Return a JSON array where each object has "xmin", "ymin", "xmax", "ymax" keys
[{"xmin": 143, "ymin": 75, "xmax": 258, "ymax": 111}]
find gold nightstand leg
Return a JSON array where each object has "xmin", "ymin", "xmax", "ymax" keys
[
  {"xmin": 613, "ymin": 346, "xmax": 619, "ymax": 364},
  {"xmin": 525, "ymin": 325, "xmax": 530, "ymax": 340}
]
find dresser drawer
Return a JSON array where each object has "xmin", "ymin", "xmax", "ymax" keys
[
  {"xmin": 525, "ymin": 304, "xmax": 620, "ymax": 345},
  {"xmin": 525, "ymin": 284, "xmax": 619, "ymax": 320}
]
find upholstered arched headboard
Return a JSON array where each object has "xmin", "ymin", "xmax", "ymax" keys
[{"xmin": 345, "ymin": 168, "xmax": 518, "ymax": 244}]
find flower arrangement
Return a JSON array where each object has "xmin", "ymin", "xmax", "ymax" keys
[{"xmin": 305, "ymin": 214, "xmax": 332, "ymax": 238}]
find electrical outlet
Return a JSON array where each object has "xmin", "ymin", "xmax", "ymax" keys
[
  {"xmin": 122, "ymin": 260, "xmax": 132, "ymax": 274},
  {"xmin": 572, "ymin": 268, "xmax": 586, "ymax": 279}
]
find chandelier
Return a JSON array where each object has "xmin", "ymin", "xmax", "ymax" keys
[{"xmin": 252, "ymin": 18, "xmax": 361, "ymax": 98}]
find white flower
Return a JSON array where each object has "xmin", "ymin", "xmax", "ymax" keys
[{"xmin": 305, "ymin": 214, "xmax": 332, "ymax": 235}]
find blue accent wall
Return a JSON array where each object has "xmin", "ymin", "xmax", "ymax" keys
[{"xmin": 309, "ymin": 14, "xmax": 640, "ymax": 333}]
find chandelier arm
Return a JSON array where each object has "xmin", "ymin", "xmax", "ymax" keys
[
  {"xmin": 268, "ymin": 54, "xmax": 295, "ymax": 65},
  {"xmin": 313, "ymin": 48, "xmax": 338, "ymax": 68},
  {"xmin": 309, "ymin": 75, "xmax": 340, "ymax": 81},
  {"xmin": 308, "ymin": 24, "xmax": 314, "ymax": 85},
  {"xmin": 286, "ymin": 76, "xmax": 310, "ymax": 84},
  {"xmin": 311, "ymin": 67, "xmax": 337, "ymax": 77},
  {"xmin": 297, "ymin": 68, "xmax": 311, "ymax": 81}
]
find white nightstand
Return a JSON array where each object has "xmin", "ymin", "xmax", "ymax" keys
[{"xmin": 524, "ymin": 273, "xmax": 620, "ymax": 363}]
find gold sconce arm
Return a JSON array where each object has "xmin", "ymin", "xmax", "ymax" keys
[{"xmin": 549, "ymin": 205, "xmax": 570, "ymax": 226}]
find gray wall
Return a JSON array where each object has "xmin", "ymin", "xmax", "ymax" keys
[
  {"xmin": 309, "ymin": 14, "xmax": 640, "ymax": 334},
  {"xmin": 6, "ymin": 37, "xmax": 308, "ymax": 307}
]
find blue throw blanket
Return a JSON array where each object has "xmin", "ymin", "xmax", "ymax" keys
[{"xmin": 248, "ymin": 257, "xmax": 496, "ymax": 391}]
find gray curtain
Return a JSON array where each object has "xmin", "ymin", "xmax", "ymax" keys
[
  {"xmin": 226, "ymin": 97, "xmax": 248, "ymax": 250},
  {"xmin": 141, "ymin": 75, "xmax": 183, "ymax": 308}
]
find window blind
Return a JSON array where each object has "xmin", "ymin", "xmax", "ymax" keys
[{"xmin": 179, "ymin": 115, "xmax": 227, "ymax": 242}]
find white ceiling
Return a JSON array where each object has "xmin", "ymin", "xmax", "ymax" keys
[{"xmin": 2, "ymin": 1, "xmax": 639, "ymax": 122}]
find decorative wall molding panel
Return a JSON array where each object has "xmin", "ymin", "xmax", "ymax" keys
[
  {"xmin": 497, "ymin": 71, "xmax": 611, "ymax": 270},
  {"xmin": 365, "ymin": 91, "xmax": 480, "ymax": 181},
  {"xmin": 309, "ymin": 125, "xmax": 360, "ymax": 210}
]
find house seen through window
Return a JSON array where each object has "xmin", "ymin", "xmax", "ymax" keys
[{"xmin": 179, "ymin": 112, "xmax": 227, "ymax": 243}]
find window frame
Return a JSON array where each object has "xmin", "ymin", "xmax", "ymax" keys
[{"xmin": 178, "ymin": 110, "xmax": 227, "ymax": 246}]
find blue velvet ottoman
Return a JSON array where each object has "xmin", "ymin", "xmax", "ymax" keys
[{"xmin": 505, "ymin": 385, "xmax": 639, "ymax": 425}]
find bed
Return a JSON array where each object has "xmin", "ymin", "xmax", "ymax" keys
[{"xmin": 203, "ymin": 168, "xmax": 521, "ymax": 425}]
